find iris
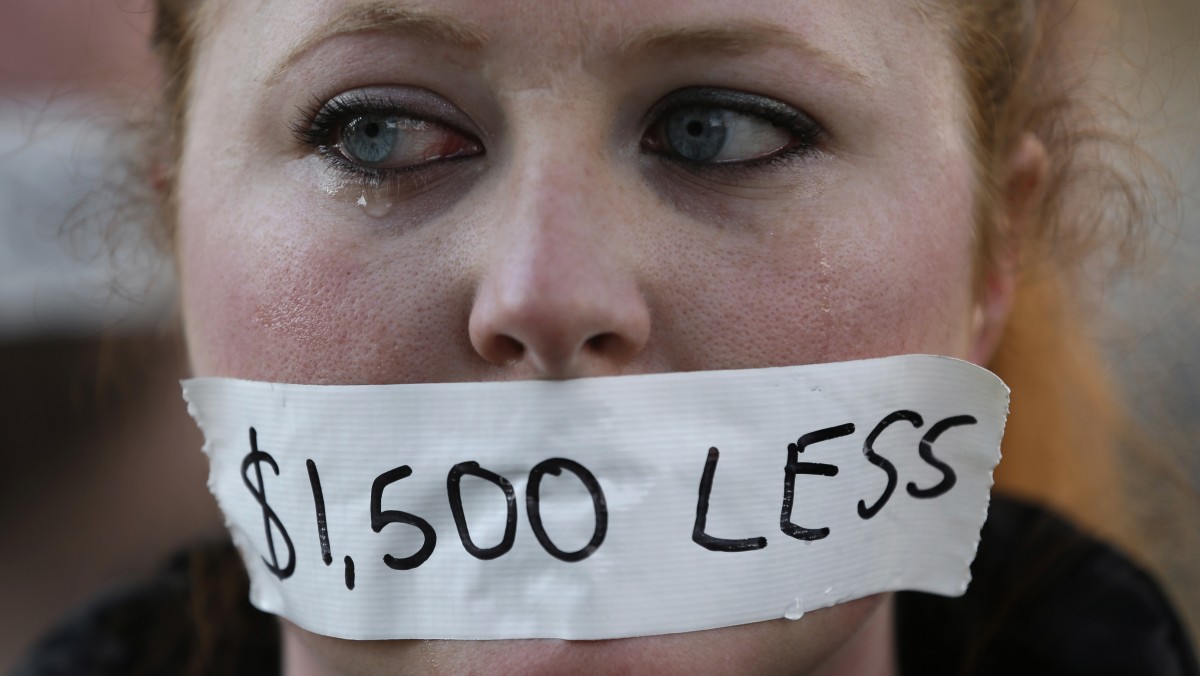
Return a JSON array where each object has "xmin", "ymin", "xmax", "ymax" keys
[
  {"xmin": 342, "ymin": 115, "xmax": 403, "ymax": 165},
  {"xmin": 665, "ymin": 108, "xmax": 731, "ymax": 162}
]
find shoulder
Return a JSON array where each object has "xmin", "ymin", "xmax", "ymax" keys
[
  {"xmin": 897, "ymin": 495, "xmax": 1199, "ymax": 676},
  {"xmin": 14, "ymin": 541, "xmax": 279, "ymax": 676}
]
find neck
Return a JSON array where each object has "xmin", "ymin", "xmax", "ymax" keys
[
  {"xmin": 812, "ymin": 594, "xmax": 897, "ymax": 676},
  {"xmin": 283, "ymin": 596, "xmax": 899, "ymax": 676}
]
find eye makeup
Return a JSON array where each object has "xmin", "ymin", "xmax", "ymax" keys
[
  {"xmin": 290, "ymin": 84, "xmax": 830, "ymax": 219},
  {"xmin": 291, "ymin": 86, "xmax": 484, "ymax": 218},
  {"xmin": 641, "ymin": 87, "xmax": 827, "ymax": 177}
]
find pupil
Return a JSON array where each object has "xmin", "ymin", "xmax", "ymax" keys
[
  {"xmin": 343, "ymin": 115, "xmax": 399, "ymax": 165},
  {"xmin": 665, "ymin": 108, "xmax": 729, "ymax": 162}
]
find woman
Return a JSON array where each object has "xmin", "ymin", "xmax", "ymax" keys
[{"xmin": 18, "ymin": 0, "xmax": 1198, "ymax": 674}]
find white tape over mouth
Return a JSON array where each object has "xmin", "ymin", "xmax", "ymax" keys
[{"xmin": 182, "ymin": 355, "xmax": 1007, "ymax": 641}]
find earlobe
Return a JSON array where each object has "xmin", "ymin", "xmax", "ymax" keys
[{"xmin": 969, "ymin": 133, "xmax": 1048, "ymax": 365}]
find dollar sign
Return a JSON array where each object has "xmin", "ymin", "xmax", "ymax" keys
[{"xmin": 242, "ymin": 427, "xmax": 296, "ymax": 580}]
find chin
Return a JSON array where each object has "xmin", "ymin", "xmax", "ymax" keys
[{"xmin": 284, "ymin": 596, "xmax": 889, "ymax": 676}]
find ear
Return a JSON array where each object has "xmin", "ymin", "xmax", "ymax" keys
[{"xmin": 969, "ymin": 133, "xmax": 1048, "ymax": 365}]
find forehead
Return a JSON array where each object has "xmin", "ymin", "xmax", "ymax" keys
[{"xmin": 194, "ymin": 0, "xmax": 952, "ymax": 92}]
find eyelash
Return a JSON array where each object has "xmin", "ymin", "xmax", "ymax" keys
[
  {"xmin": 642, "ymin": 87, "xmax": 826, "ymax": 177},
  {"xmin": 290, "ymin": 92, "xmax": 475, "ymax": 185},
  {"xmin": 290, "ymin": 88, "xmax": 826, "ymax": 184}
]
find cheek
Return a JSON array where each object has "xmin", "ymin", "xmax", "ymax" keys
[
  {"xmin": 644, "ymin": 175, "xmax": 978, "ymax": 372},
  {"xmin": 178, "ymin": 173, "xmax": 977, "ymax": 385},
  {"xmin": 176, "ymin": 178, "xmax": 476, "ymax": 384}
]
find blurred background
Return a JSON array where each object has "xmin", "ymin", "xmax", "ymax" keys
[
  {"xmin": 0, "ymin": 1, "xmax": 222, "ymax": 670},
  {"xmin": 1104, "ymin": 0, "xmax": 1200, "ymax": 649},
  {"xmin": 0, "ymin": 0, "xmax": 1196, "ymax": 670}
]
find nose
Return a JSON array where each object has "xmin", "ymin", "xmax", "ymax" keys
[{"xmin": 468, "ymin": 156, "xmax": 651, "ymax": 379}]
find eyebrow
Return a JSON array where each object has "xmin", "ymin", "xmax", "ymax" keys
[
  {"xmin": 269, "ymin": 7, "xmax": 867, "ymax": 88},
  {"xmin": 619, "ymin": 20, "xmax": 870, "ymax": 86},
  {"xmin": 268, "ymin": 2, "xmax": 489, "ymax": 83}
]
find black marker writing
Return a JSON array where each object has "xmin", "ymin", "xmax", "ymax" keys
[
  {"xmin": 527, "ymin": 458, "xmax": 607, "ymax": 562},
  {"xmin": 858, "ymin": 410, "xmax": 923, "ymax": 519},
  {"xmin": 781, "ymin": 424, "xmax": 849, "ymax": 541},
  {"xmin": 907, "ymin": 415, "xmax": 974, "ymax": 498},
  {"xmin": 239, "ymin": 404, "xmax": 981, "ymax": 591},
  {"xmin": 306, "ymin": 459, "xmax": 332, "ymax": 567},
  {"xmin": 693, "ymin": 447, "xmax": 768, "ymax": 552},
  {"xmin": 371, "ymin": 465, "xmax": 437, "ymax": 570},
  {"xmin": 241, "ymin": 427, "xmax": 296, "ymax": 580},
  {"xmin": 447, "ymin": 461, "xmax": 518, "ymax": 560}
]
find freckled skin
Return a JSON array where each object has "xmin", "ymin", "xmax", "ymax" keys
[{"xmin": 177, "ymin": 0, "xmax": 1001, "ymax": 674}]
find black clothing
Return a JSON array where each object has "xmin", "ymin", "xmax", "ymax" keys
[
  {"xmin": 16, "ymin": 496, "xmax": 1198, "ymax": 675},
  {"xmin": 895, "ymin": 498, "xmax": 1197, "ymax": 675},
  {"xmin": 15, "ymin": 545, "xmax": 280, "ymax": 676}
]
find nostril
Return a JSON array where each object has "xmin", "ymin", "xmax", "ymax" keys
[
  {"xmin": 487, "ymin": 334, "xmax": 525, "ymax": 366},
  {"xmin": 584, "ymin": 332, "xmax": 624, "ymax": 358},
  {"xmin": 585, "ymin": 333, "xmax": 610, "ymax": 352},
  {"xmin": 468, "ymin": 261, "xmax": 652, "ymax": 375}
]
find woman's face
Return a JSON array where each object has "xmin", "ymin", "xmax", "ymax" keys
[{"xmin": 177, "ymin": 0, "xmax": 987, "ymax": 673}]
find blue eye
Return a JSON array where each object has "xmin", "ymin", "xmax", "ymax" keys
[
  {"xmin": 294, "ymin": 89, "xmax": 483, "ymax": 174},
  {"xmin": 645, "ymin": 88, "xmax": 823, "ymax": 165},
  {"xmin": 334, "ymin": 114, "xmax": 478, "ymax": 170},
  {"xmin": 665, "ymin": 108, "xmax": 731, "ymax": 162},
  {"xmin": 342, "ymin": 115, "xmax": 401, "ymax": 165}
]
